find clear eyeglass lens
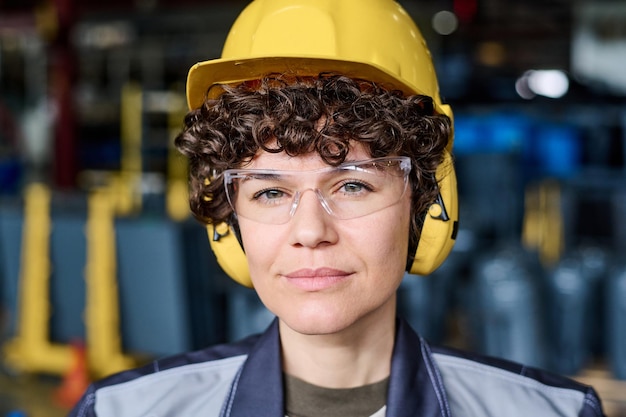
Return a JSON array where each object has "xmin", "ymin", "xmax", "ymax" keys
[{"xmin": 223, "ymin": 157, "xmax": 411, "ymax": 224}]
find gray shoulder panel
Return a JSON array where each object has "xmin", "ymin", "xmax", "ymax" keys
[
  {"xmin": 433, "ymin": 353, "xmax": 586, "ymax": 417},
  {"xmin": 94, "ymin": 354, "xmax": 247, "ymax": 416}
]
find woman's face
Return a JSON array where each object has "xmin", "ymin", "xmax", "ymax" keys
[{"xmin": 237, "ymin": 144, "xmax": 412, "ymax": 336}]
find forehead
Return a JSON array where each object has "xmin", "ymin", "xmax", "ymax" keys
[{"xmin": 246, "ymin": 143, "xmax": 373, "ymax": 171}]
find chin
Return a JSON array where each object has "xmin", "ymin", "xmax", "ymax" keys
[
  {"xmin": 276, "ymin": 303, "xmax": 353, "ymax": 336},
  {"xmin": 282, "ymin": 318, "xmax": 351, "ymax": 336},
  {"xmin": 279, "ymin": 299, "xmax": 381, "ymax": 337}
]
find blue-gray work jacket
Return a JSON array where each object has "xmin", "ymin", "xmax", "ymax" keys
[{"xmin": 69, "ymin": 319, "xmax": 605, "ymax": 416}]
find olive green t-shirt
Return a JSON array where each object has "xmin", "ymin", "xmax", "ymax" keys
[{"xmin": 284, "ymin": 373, "xmax": 389, "ymax": 417}]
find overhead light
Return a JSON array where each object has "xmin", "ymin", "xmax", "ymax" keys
[
  {"xmin": 516, "ymin": 70, "xmax": 569, "ymax": 99},
  {"xmin": 432, "ymin": 11, "xmax": 458, "ymax": 35},
  {"xmin": 515, "ymin": 74, "xmax": 536, "ymax": 100}
]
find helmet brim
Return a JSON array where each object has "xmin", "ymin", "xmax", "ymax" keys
[{"xmin": 186, "ymin": 55, "xmax": 446, "ymax": 114}]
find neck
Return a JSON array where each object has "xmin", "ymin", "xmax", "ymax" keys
[{"xmin": 279, "ymin": 299, "xmax": 396, "ymax": 389}]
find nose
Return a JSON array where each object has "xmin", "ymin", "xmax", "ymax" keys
[{"xmin": 287, "ymin": 189, "xmax": 338, "ymax": 248}]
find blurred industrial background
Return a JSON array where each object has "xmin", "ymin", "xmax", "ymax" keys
[{"xmin": 1, "ymin": 0, "xmax": 626, "ymax": 415}]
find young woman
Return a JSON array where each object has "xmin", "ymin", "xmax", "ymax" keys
[{"xmin": 70, "ymin": 1, "xmax": 604, "ymax": 416}]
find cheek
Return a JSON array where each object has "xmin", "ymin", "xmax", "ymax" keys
[
  {"xmin": 370, "ymin": 199, "xmax": 411, "ymax": 259},
  {"xmin": 239, "ymin": 222, "xmax": 280, "ymax": 272},
  {"xmin": 343, "ymin": 197, "xmax": 412, "ymax": 286},
  {"xmin": 369, "ymin": 220, "xmax": 410, "ymax": 283}
]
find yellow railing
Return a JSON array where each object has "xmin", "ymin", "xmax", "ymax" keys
[
  {"xmin": 3, "ymin": 183, "xmax": 139, "ymax": 378},
  {"xmin": 3, "ymin": 183, "xmax": 73, "ymax": 374},
  {"xmin": 84, "ymin": 187, "xmax": 137, "ymax": 379}
]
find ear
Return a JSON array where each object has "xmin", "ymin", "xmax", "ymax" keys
[
  {"xmin": 208, "ymin": 222, "xmax": 253, "ymax": 287},
  {"xmin": 408, "ymin": 149, "xmax": 458, "ymax": 275}
]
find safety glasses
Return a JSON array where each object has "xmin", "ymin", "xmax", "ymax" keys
[{"xmin": 223, "ymin": 156, "xmax": 411, "ymax": 224}]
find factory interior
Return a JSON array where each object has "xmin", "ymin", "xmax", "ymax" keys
[{"xmin": 1, "ymin": 0, "xmax": 626, "ymax": 415}]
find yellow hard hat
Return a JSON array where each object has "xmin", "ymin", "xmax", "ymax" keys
[
  {"xmin": 186, "ymin": 0, "xmax": 451, "ymax": 119},
  {"xmin": 187, "ymin": 0, "xmax": 458, "ymax": 287}
]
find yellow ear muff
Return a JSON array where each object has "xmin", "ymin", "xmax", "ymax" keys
[
  {"xmin": 408, "ymin": 101, "xmax": 458, "ymax": 276},
  {"xmin": 208, "ymin": 222, "xmax": 252, "ymax": 287},
  {"xmin": 408, "ymin": 149, "xmax": 458, "ymax": 276}
]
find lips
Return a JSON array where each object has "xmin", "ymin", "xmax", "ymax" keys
[{"xmin": 283, "ymin": 268, "xmax": 352, "ymax": 291}]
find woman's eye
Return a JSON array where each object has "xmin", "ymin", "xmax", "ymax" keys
[
  {"xmin": 342, "ymin": 182, "xmax": 363, "ymax": 193},
  {"xmin": 339, "ymin": 181, "xmax": 372, "ymax": 194},
  {"xmin": 254, "ymin": 188, "xmax": 286, "ymax": 201}
]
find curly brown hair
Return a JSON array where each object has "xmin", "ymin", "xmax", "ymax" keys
[{"xmin": 175, "ymin": 73, "xmax": 451, "ymax": 254}]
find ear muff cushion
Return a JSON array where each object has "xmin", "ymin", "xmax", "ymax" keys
[
  {"xmin": 408, "ymin": 150, "xmax": 458, "ymax": 276},
  {"xmin": 208, "ymin": 223, "xmax": 253, "ymax": 287}
]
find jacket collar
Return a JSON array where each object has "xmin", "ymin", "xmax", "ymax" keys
[
  {"xmin": 224, "ymin": 318, "xmax": 450, "ymax": 417},
  {"xmin": 387, "ymin": 319, "xmax": 451, "ymax": 417},
  {"xmin": 224, "ymin": 319, "xmax": 285, "ymax": 417}
]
